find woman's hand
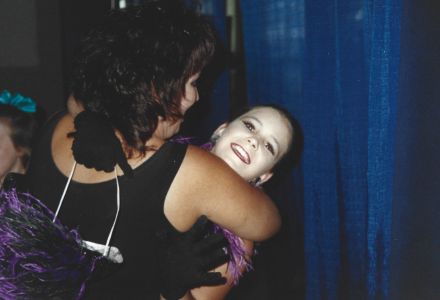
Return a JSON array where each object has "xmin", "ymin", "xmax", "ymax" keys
[{"xmin": 158, "ymin": 216, "xmax": 229, "ymax": 300}]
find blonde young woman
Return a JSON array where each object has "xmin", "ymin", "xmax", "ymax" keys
[{"xmin": 182, "ymin": 105, "xmax": 296, "ymax": 300}]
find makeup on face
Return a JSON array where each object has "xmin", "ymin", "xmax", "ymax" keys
[{"xmin": 211, "ymin": 107, "xmax": 293, "ymax": 182}]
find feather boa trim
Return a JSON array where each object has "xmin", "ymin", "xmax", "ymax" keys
[
  {"xmin": 212, "ymin": 225, "xmax": 253, "ymax": 285},
  {"xmin": 0, "ymin": 188, "xmax": 98, "ymax": 299}
]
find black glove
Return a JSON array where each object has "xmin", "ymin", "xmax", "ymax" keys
[
  {"xmin": 158, "ymin": 216, "xmax": 229, "ymax": 300},
  {"xmin": 68, "ymin": 111, "xmax": 133, "ymax": 177}
]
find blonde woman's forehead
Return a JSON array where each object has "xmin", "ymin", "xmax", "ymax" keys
[
  {"xmin": 241, "ymin": 107, "xmax": 293, "ymax": 154},
  {"xmin": 241, "ymin": 107, "xmax": 292, "ymax": 131},
  {"xmin": 242, "ymin": 107, "xmax": 282, "ymax": 119}
]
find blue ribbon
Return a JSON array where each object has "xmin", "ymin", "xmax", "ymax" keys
[{"xmin": 0, "ymin": 90, "xmax": 36, "ymax": 113}]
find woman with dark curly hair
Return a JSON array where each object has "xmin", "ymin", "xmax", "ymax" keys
[{"xmin": 25, "ymin": 1, "xmax": 281, "ymax": 299}]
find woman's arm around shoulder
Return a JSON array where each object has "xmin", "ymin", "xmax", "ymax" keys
[{"xmin": 164, "ymin": 145, "xmax": 281, "ymax": 242}]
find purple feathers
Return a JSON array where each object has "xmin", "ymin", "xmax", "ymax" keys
[
  {"xmin": 172, "ymin": 136, "xmax": 254, "ymax": 284},
  {"xmin": 0, "ymin": 189, "xmax": 97, "ymax": 299},
  {"xmin": 212, "ymin": 225, "xmax": 253, "ymax": 285}
]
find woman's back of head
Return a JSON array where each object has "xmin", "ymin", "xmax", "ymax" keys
[{"xmin": 70, "ymin": 0, "xmax": 216, "ymax": 155}]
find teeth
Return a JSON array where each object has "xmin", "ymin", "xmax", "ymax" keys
[{"xmin": 231, "ymin": 143, "xmax": 250, "ymax": 164}]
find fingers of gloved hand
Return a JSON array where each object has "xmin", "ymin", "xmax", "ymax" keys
[
  {"xmin": 191, "ymin": 271, "xmax": 227, "ymax": 288},
  {"xmin": 194, "ymin": 232, "xmax": 228, "ymax": 254},
  {"xmin": 184, "ymin": 215, "xmax": 210, "ymax": 242},
  {"xmin": 198, "ymin": 247, "xmax": 229, "ymax": 271}
]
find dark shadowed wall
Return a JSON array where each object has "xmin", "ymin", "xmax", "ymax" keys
[{"xmin": 0, "ymin": 0, "xmax": 109, "ymax": 116}]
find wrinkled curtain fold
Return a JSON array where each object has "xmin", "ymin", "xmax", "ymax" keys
[
  {"xmin": 240, "ymin": 0, "xmax": 400, "ymax": 299},
  {"xmin": 239, "ymin": 2, "xmax": 306, "ymax": 298},
  {"xmin": 131, "ymin": 1, "xmax": 440, "ymax": 299}
]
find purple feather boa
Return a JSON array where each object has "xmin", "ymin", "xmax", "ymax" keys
[
  {"xmin": 212, "ymin": 225, "xmax": 253, "ymax": 285},
  {"xmin": 172, "ymin": 136, "xmax": 254, "ymax": 284},
  {"xmin": 0, "ymin": 188, "xmax": 98, "ymax": 299}
]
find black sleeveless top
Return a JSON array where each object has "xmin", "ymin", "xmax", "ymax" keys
[{"xmin": 27, "ymin": 112, "xmax": 187, "ymax": 299}]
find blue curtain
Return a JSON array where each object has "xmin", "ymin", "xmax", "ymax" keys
[
  {"xmin": 240, "ymin": 0, "xmax": 401, "ymax": 299},
  {"xmin": 303, "ymin": 1, "xmax": 401, "ymax": 299},
  {"xmin": 239, "ymin": 2, "xmax": 306, "ymax": 299},
  {"xmin": 239, "ymin": 2, "xmax": 304, "ymax": 197},
  {"xmin": 129, "ymin": 1, "xmax": 440, "ymax": 299},
  {"xmin": 195, "ymin": 0, "xmax": 230, "ymax": 139}
]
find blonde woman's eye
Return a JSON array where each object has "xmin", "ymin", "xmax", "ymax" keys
[
  {"xmin": 265, "ymin": 143, "xmax": 275, "ymax": 155},
  {"xmin": 243, "ymin": 121, "xmax": 255, "ymax": 132}
]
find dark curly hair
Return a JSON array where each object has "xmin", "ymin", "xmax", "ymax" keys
[
  {"xmin": 70, "ymin": 0, "xmax": 216, "ymax": 155},
  {"xmin": 0, "ymin": 105, "xmax": 41, "ymax": 169}
]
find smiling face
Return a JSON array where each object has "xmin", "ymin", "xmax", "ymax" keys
[{"xmin": 211, "ymin": 107, "xmax": 293, "ymax": 183}]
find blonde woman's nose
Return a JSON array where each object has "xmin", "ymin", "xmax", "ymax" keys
[{"xmin": 247, "ymin": 136, "xmax": 258, "ymax": 149}]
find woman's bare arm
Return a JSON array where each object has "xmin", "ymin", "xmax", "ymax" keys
[{"xmin": 164, "ymin": 145, "xmax": 281, "ymax": 241}]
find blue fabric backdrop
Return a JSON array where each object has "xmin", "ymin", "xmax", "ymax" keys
[
  {"xmin": 128, "ymin": 1, "xmax": 440, "ymax": 299},
  {"xmin": 195, "ymin": 0, "xmax": 230, "ymax": 139},
  {"xmin": 239, "ymin": 3, "xmax": 306, "ymax": 298},
  {"xmin": 240, "ymin": 0, "xmax": 401, "ymax": 299},
  {"xmin": 240, "ymin": 0, "xmax": 305, "ymax": 221}
]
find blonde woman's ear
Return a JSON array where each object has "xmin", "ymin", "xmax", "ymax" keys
[
  {"xmin": 257, "ymin": 172, "xmax": 273, "ymax": 186},
  {"xmin": 211, "ymin": 122, "xmax": 228, "ymax": 142}
]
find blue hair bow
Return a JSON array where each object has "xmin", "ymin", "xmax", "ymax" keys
[{"xmin": 0, "ymin": 90, "xmax": 36, "ymax": 113}]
